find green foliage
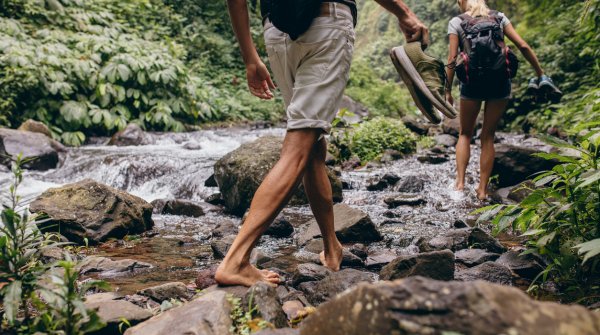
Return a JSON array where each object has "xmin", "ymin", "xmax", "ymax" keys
[
  {"xmin": 32, "ymin": 257, "xmax": 109, "ymax": 334},
  {"xmin": 0, "ymin": 155, "xmax": 109, "ymax": 334},
  {"xmin": 480, "ymin": 131, "xmax": 600, "ymax": 302},
  {"xmin": 227, "ymin": 292, "xmax": 272, "ymax": 335},
  {"xmin": 333, "ymin": 117, "xmax": 418, "ymax": 163},
  {"xmin": 504, "ymin": 0, "xmax": 600, "ymax": 133},
  {"xmin": 1, "ymin": 155, "xmax": 62, "ymax": 329},
  {"xmin": 0, "ymin": 0, "xmax": 281, "ymax": 145}
]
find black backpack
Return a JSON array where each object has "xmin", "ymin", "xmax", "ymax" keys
[
  {"xmin": 455, "ymin": 11, "xmax": 519, "ymax": 84},
  {"xmin": 262, "ymin": 0, "xmax": 322, "ymax": 40}
]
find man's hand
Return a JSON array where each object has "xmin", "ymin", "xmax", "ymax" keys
[
  {"xmin": 246, "ymin": 61, "xmax": 276, "ymax": 100},
  {"xmin": 398, "ymin": 14, "xmax": 430, "ymax": 48}
]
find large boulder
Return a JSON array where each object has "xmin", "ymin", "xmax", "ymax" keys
[
  {"xmin": 492, "ymin": 138, "xmax": 559, "ymax": 187},
  {"xmin": 214, "ymin": 136, "xmax": 343, "ymax": 216},
  {"xmin": 379, "ymin": 250, "xmax": 455, "ymax": 281},
  {"xmin": 298, "ymin": 204, "xmax": 382, "ymax": 246},
  {"xmin": 125, "ymin": 290, "xmax": 232, "ymax": 335},
  {"xmin": 108, "ymin": 123, "xmax": 154, "ymax": 146},
  {"xmin": 0, "ymin": 128, "xmax": 59, "ymax": 170},
  {"xmin": 30, "ymin": 179, "xmax": 154, "ymax": 244},
  {"xmin": 299, "ymin": 277, "xmax": 600, "ymax": 335}
]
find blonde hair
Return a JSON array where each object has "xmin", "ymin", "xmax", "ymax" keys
[{"xmin": 461, "ymin": 0, "xmax": 491, "ymax": 17}]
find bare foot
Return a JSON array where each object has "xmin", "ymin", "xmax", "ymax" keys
[
  {"xmin": 455, "ymin": 181, "xmax": 464, "ymax": 191},
  {"xmin": 319, "ymin": 242, "xmax": 343, "ymax": 271},
  {"xmin": 215, "ymin": 261, "xmax": 280, "ymax": 287},
  {"xmin": 476, "ymin": 189, "xmax": 489, "ymax": 201}
]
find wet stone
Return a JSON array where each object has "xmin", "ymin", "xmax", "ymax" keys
[
  {"xmin": 469, "ymin": 227, "xmax": 506, "ymax": 253},
  {"xmin": 265, "ymin": 215, "xmax": 294, "ymax": 238},
  {"xmin": 77, "ymin": 256, "xmax": 152, "ymax": 277},
  {"xmin": 379, "ymin": 250, "xmax": 455, "ymax": 281},
  {"xmin": 211, "ymin": 235, "xmax": 236, "ymax": 259},
  {"xmin": 456, "ymin": 261, "xmax": 513, "ymax": 285},
  {"xmin": 108, "ymin": 123, "xmax": 154, "ymax": 146},
  {"xmin": 204, "ymin": 174, "xmax": 218, "ymax": 187},
  {"xmin": 86, "ymin": 298, "xmax": 153, "ymax": 335},
  {"xmin": 299, "ymin": 269, "xmax": 375, "ymax": 305},
  {"xmin": 205, "ymin": 193, "xmax": 225, "ymax": 206},
  {"xmin": 365, "ymin": 251, "xmax": 398, "ymax": 271},
  {"xmin": 212, "ymin": 222, "xmax": 237, "ymax": 239},
  {"xmin": 496, "ymin": 249, "xmax": 545, "ymax": 280},
  {"xmin": 124, "ymin": 290, "xmax": 232, "ymax": 335},
  {"xmin": 151, "ymin": 199, "xmax": 205, "ymax": 217},
  {"xmin": 366, "ymin": 178, "xmax": 390, "ymax": 191},
  {"xmin": 394, "ymin": 175, "xmax": 425, "ymax": 193},
  {"xmin": 255, "ymin": 329, "xmax": 300, "ymax": 335},
  {"xmin": 417, "ymin": 152, "xmax": 450, "ymax": 164},
  {"xmin": 349, "ymin": 243, "xmax": 368, "ymax": 260},
  {"xmin": 455, "ymin": 248, "xmax": 500, "ymax": 267},
  {"xmin": 245, "ymin": 282, "xmax": 288, "ymax": 328},
  {"xmin": 384, "ymin": 193, "xmax": 426, "ymax": 208},
  {"xmin": 434, "ymin": 134, "xmax": 458, "ymax": 147},
  {"xmin": 298, "ymin": 204, "xmax": 381, "ymax": 246},
  {"xmin": 139, "ymin": 282, "xmax": 191, "ymax": 302}
]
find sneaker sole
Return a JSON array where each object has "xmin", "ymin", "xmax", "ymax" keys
[
  {"xmin": 390, "ymin": 48, "xmax": 441, "ymax": 124},
  {"xmin": 539, "ymin": 83, "xmax": 563, "ymax": 103},
  {"xmin": 391, "ymin": 46, "xmax": 457, "ymax": 120}
]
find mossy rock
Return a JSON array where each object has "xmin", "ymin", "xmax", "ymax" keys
[
  {"xmin": 214, "ymin": 136, "xmax": 343, "ymax": 216},
  {"xmin": 30, "ymin": 179, "xmax": 154, "ymax": 244}
]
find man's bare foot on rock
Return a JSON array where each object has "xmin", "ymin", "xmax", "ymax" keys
[
  {"xmin": 215, "ymin": 262, "xmax": 280, "ymax": 287},
  {"xmin": 455, "ymin": 181, "xmax": 464, "ymax": 191},
  {"xmin": 319, "ymin": 242, "xmax": 343, "ymax": 271}
]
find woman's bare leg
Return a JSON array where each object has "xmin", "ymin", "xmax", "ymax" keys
[
  {"xmin": 478, "ymin": 99, "xmax": 509, "ymax": 200},
  {"xmin": 455, "ymin": 98, "xmax": 482, "ymax": 190}
]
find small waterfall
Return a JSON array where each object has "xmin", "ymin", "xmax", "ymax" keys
[{"xmin": 0, "ymin": 128, "xmax": 285, "ymax": 203}]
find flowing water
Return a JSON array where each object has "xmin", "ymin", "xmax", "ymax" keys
[{"xmin": 0, "ymin": 127, "xmax": 516, "ymax": 295}]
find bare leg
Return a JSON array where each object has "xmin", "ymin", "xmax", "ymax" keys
[
  {"xmin": 455, "ymin": 99, "xmax": 482, "ymax": 190},
  {"xmin": 215, "ymin": 129, "xmax": 321, "ymax": 287},
  {"xmin": 477, "ymin": 99, "xmax": 508, "ymax": 200},
  {"xmin": 302, "ymin": 138, "xmax": 343, "ymax": 271}
]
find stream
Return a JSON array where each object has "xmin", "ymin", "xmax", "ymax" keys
[{"xmin": 0, "ymin": 126, "xmax": 520, "ymax": 295}]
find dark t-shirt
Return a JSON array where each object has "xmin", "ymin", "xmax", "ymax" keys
[{"xmin": 260, "ymin": 0, "xmax": 357, "ymax": 26}]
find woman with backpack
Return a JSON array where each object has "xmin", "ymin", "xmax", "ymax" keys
[{"xmin": 445, "ymin": 0, "xmax": 558, "ymax": 200}]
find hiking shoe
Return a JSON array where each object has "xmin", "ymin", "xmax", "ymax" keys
[
  {"xmin": 390, "ymin": 48, "xmax": 441, "ymax": 124},
  {"xmin": 391, "ymin": 42, "xmax": 457, "ymax": 121},
  {"xmin": 526, "ymin": 77, "xmax": 539, "ymax": 96},
  {"xmin": 538, "ymin": 75, "xmax": 563, "ymax": 103}
]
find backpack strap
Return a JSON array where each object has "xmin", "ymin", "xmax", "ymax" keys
[{"xmin": 456, "ymin": 14, "xmax": 474, "ymax": 53}]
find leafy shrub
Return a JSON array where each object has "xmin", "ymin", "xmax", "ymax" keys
[
  {"xmin": 1, "ymin": 155, "xmax": 108, "ymax": 334},
  {"xmin": 478, "ymin": 131, "xmax": 600, "ymax": 303},
  {"xmin": 0, "ymin": 0, "xmax": 282, "ymax": 145},
  {"xmin": 349, "ymin": 117, "xmax": 417, "ymax": 162}
]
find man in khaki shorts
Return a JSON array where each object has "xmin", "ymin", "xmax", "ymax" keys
[{"xmin": 216, "ymin": 0, "xmax": 429, "ymax": 287}]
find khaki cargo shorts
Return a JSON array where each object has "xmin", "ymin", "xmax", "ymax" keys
[{"xmin": 263, "ymin": 3, "xmax": 355, "ymax": 134}]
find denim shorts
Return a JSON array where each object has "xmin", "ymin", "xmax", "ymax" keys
[
  {"xmin": 263, "ymin": 3, "xmax": 355, "ymax": 133},
  {"xmin": 460, "ymin": 78, "xmax": 512, "ymax": 101}
]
